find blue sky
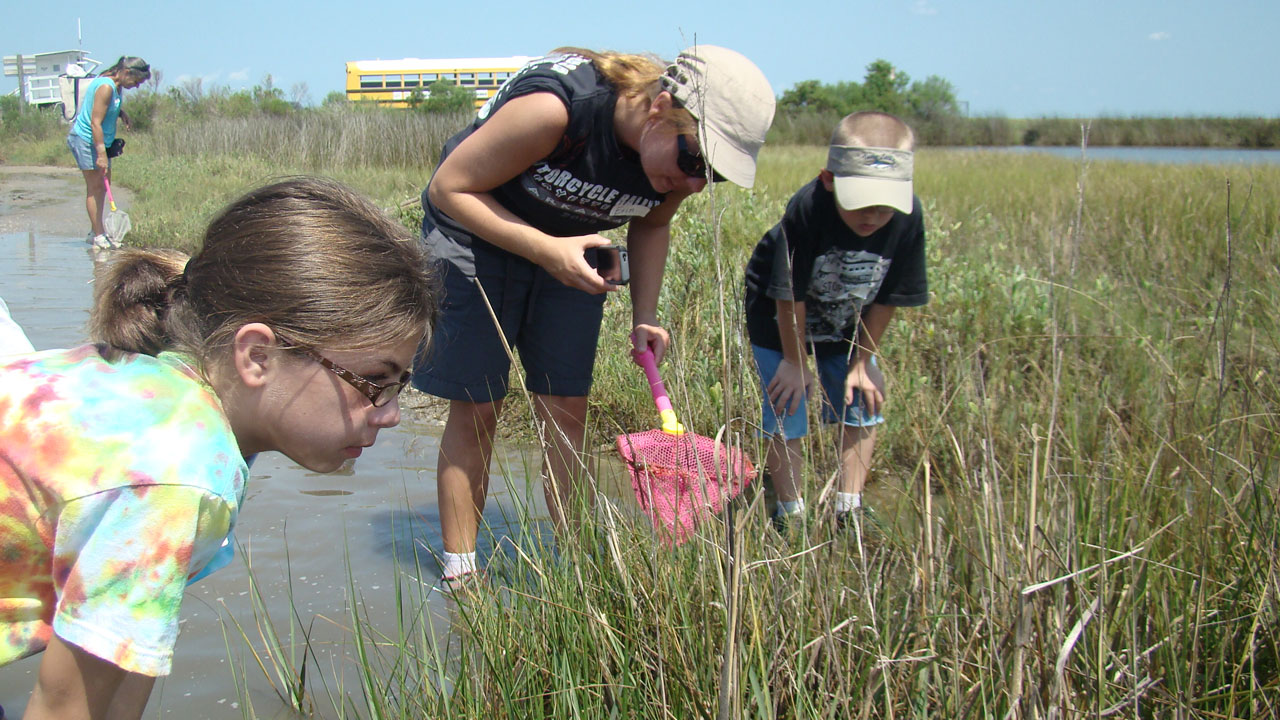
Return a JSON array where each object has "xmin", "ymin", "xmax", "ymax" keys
[{"xmin": 2, "ymin": 0, "xmax": 1276, "ymax": 117}]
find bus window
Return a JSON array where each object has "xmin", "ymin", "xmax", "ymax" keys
[
  {"xmin": 441, "ymin": 73, "xmax": 456, "ymax": 81},
  {"xmin": 403, "ymin": 74, "xmax": 420, "ymax": 87},
  {"xmin": 360, "ymin": 75, "xmax": 383, "ymax": 88},
  {"xmin": 478, "ymin": 78, "xmax": 495, "ymax": 86},
  {"xmin": 384, "ymin": 75, "xmax": 403, "ymax": 88},
  {"xmin": 423, "ymin": 73, "xmax": 438, "ymax": 82}
]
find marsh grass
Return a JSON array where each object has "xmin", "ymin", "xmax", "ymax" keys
[
  {"xmin": 200, "ymin": 139, "xmax": 1280, "ymax": 717},
  {"xmin": 12, "ymin": 104, "xmax": 1276, "ymax": 715},
  {"xmin": 140, "ymin": 108, "xmax": 470, "ymax": 171}
]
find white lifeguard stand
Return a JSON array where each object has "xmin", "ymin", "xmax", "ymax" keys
[{"xmin": 4, "ymin": 49, "xmax": 102, "ymax": 120}]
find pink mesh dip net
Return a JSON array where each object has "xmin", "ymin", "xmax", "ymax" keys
[{"xmin": 616, "ymin": 428, "xmax": 755, "ymax": 545}]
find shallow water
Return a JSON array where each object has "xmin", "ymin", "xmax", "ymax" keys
[{"xmin": 0, "ymin": 231, "xmax": 548, "ymax": 718}]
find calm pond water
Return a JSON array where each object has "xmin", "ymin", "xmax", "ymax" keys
[
  {"xmin": 947, "ymin": 145, "xmax": 1280, "ymax": 165},
  {"xmin": 0, "ymin": 231, "xmax": 551, "ymax": 718}
]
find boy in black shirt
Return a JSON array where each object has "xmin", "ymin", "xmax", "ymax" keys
[{"xmin": 743, "ymin": 111, "xmax": 929, "ymax": 532}]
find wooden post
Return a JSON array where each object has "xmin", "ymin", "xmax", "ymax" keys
[{"xmin": 15, "ymin": 54, "xmax": 26, "ymax": 108}]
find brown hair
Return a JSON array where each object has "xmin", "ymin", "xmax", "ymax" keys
[
  {"xmin": 90, "ymin": 176, "xmax": 437, "ymax": 370},
  {"xmin": 551, "ymin": 47, "xmax": 696, "ymax": 134},
  {"xmin": 831, "ymin": 111, "xmax": 916, "ymax": 151},
  {"xmin": 102, "ymin": 55, "xmax": 152, "ymax": 84}
]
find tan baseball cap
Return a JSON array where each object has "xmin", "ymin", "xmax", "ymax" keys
[{"xmin": 660, "ymin": 45, "xmax": 775, "ymax": 188}]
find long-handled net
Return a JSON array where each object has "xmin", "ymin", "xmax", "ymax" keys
[
  {"xmin": 616, "ymin": 348, "xmax": 755, "ymax": 545},
  {"xmin": 103, "ymin": 177, "xmax": 131, "ymax": 246}
]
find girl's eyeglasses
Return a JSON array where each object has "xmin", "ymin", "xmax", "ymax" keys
[
  {"xmin": 675, "ymin": 135, "xmax": 726, "ymax": 183},
  {"xmin": 303, "ymin": 349, "xmax": 410, "ymax": 407}
]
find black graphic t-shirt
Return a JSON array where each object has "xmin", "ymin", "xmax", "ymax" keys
[
  {"xmin": 422, "ymin": 53, "xmax": 664, "ymax": 273},
  {"xmin": 743, "ymin": 177, "xmax": 929, "ymax": 357}
]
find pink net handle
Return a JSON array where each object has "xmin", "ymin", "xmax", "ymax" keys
[
  {"xmin": 103, "ymin": 176, "xmax": 118, "ymax": 211},
  {"xmin": 631, "ymin": 346, "xmax": 673, "ymax": 413},
  {"xmin": 632, "ymin": 340, "xmax": 684, "ymax": 434}
]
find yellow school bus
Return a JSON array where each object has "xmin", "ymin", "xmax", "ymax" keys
[{"xmin": 344, "ymin": 56, "xmax": 535, "ymax": 109}]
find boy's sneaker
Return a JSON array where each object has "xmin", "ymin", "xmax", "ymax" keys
[{"xmin": 90, "ymin": 234, "xmax": 114, "ymax": 250}]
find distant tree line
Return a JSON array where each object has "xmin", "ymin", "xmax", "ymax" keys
[
  {"xmin": 770, "ymin": 58, "xmax": 987, "ymax": 145},
  {"xmin": 767, "ymin": 58, "xmax": 1280, "ymax": 148}
]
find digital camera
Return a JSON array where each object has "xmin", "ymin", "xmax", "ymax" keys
[{"xmin": 589, "ymin": 245, "xmax": 630, "ymax": 286}]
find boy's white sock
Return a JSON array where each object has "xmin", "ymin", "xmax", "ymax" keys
[
  {"xmin": 776, "ymin": 498, "xmax": 806, "ymax": 516},
  {"xmin": 835, "ymin": 492, "xmax": 862, "ymax": 513},
  {"xmin": 441, "ymin": 551, "xmax": 478, "ymax": 579}
]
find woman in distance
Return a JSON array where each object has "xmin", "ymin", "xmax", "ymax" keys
[{"xmin": 65, "ymin": 55, "xmax": 150, "ymax": 249}]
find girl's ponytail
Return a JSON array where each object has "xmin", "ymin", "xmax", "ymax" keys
[{"xmin": 89, "ymin": 248, "xmax": 189, "ymax": 357}]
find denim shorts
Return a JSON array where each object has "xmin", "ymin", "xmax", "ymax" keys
[
  {"xmin": 66, "ymin": 133, "xmax": 105, "ymax": 171},
  {"xmin": 413, "ymin": 244, "xmax": 607, "ymax": 403},
  {"xmin": 751, "ymin": 345, "xmax": 885, "ymax": 439}
]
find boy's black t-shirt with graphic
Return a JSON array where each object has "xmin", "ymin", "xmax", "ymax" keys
[
  {"xmin": 422, "ymin": 53, "xmax": 665, "ymax": 272},
  {"xmin": 743, "ymin": 177, "xmax": 929, "ymax": 357}
]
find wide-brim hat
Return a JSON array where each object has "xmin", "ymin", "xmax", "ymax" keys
[
  {"xmin": 661, "ymin": 45, "xmax": 775, "ymax": 188},
  {"xmin": 827, "ymin": 145, "xmax": 914, "ymax": 214}
]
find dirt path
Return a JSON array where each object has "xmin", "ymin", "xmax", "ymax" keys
[{"xmin": 0, "ymin": 165, "xmax": 134, "ymax": 237}]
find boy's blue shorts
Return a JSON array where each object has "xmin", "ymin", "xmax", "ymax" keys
[
  {"xmin": 66, "ymin": 133, "xmax": 105, "ymax": 171},
  {"xmin": 412, "ymin": 246, "xmax": 607, "ymax": 403},
  {"xmin": 751, "ymin": 344, "xmax": 885, "ymax": 440}
]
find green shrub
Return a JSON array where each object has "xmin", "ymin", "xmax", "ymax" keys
[
  {"xmin": 0, "ymin": 96, "xmax": 65, "ymax": 147},
  {"xmin": 421, "ymin": 80, "xmax": 478, "ymax": 114}
]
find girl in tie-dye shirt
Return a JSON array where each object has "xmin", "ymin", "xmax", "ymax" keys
[
  {"xmin": 0, "ymin": 345, "xmax": 247, "ymax": 677},
  {"xmin": 0, "ymin": 177, "xmax": 438, "ymax": 720}
]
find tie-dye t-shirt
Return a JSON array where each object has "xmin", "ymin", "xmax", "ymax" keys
[{"xmin": 0, "ymin": 345, "xmax": 248, "ymax": 677}]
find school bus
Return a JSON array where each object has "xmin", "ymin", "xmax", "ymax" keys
[{"xmin": 344, "ymin": 57, "xmax": 535, "ymax": 109}]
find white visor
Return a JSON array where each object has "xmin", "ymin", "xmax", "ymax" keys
[{"xmin": 827, "ymin": 145, "xmax": 914, "ymax": 214}]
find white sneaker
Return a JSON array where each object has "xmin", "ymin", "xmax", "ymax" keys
[{"xmin": 91, "ymin": 234, "xmax": 113, "ymax": 250}]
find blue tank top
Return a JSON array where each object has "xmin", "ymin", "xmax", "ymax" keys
[{"xmin": 71, "ymin": 76, "xmax": 122, "ymax": 144}]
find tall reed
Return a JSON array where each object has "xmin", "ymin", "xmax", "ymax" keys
[
  {"xmin": 414, "ymin": 148, "xmax": 1280, "ymax": 717},
  {"xmin": 212, "ymin": 144, "xmax": 1280, "ymax": 717},
  {"xmin": 142, "ymin": 107, "xmax": 470, "ymax": 170}
]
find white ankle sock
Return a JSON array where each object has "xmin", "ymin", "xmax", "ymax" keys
[
  {"xmin": 441, "ymin": 551, "xmax": 478, "ymax": 579},
  {"xmin": 777, "ymin": 498, "xmax": 806, "ymax": 516},
  {"xmin": 835, "ymin": 492, "xmax": 862, "ymax": 513}
]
